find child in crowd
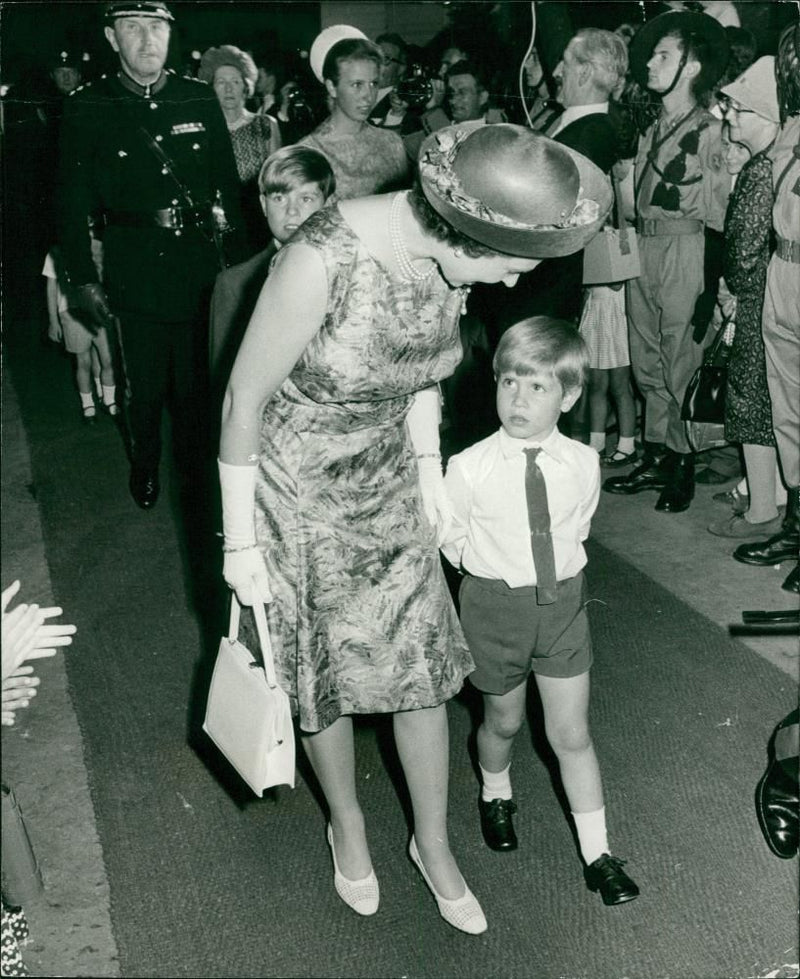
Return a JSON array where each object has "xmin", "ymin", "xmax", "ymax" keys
[
  {"xmin": 442, "ymin": 317, "xmax": 640, "ymax": 906},
  {"xmin": 578, "ymin": 159, "xmax": 638, "ymax": 466},
  {"xmin": 42, "ymin": 239, "xmax": 117, "ymax": 425},
  {"xmin": 209, "ymin": 145, "xmax": 336, "ymax": 389}
]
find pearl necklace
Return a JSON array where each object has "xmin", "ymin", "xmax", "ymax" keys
[{"xmin": 389, "ymin": 192, "xmax": 436, "ymax": 283}]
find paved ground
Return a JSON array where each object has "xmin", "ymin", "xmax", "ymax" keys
[{"xmin": 1, "ymin": 301, "xmax": 797, "ymax": 978}]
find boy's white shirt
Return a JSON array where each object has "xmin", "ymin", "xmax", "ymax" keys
[{"xmin": 442, "ymin": 425, "xmax": 600, "ymax": 588}]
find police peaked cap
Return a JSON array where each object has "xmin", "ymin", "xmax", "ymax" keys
[{"xmin": 104, "ymin": 1, "xmax": 174, "ymax": 21}]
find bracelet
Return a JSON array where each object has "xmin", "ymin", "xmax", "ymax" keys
[
  {"xmin": 222, "ymin": 543, "xmax": 258, "ymax": 554},
  {"xmin": 415, "ymin": 452, "xmax": 441, "ymax": 460}
]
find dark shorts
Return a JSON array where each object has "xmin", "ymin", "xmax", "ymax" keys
[{"xmin": 459, "ymin": 572, "xmax": 592, "ymax": 695}]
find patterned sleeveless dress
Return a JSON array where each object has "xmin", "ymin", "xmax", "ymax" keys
[{"xmin": 242, "ymin": 204, "xmax": 474, "ymax": 733}]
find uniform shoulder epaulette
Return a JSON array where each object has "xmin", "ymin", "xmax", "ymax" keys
[{"xmin": 70, "ymin": 80, "xmax": 92, "ymax": 96}]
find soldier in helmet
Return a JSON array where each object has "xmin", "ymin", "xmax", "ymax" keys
[{"xmin": 57, "ymin": 1, "xmax": 244, "ymax": 510}]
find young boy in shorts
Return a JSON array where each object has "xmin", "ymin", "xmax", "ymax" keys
[{"xmin": 442, "ymin": 316, "xmax": 640, "ymax": 906}]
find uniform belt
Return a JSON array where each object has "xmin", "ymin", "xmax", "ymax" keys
[
  {"xmin": 637, "ymin": 217, "xmax": 703, "ymax": 237},
  {"xmin": 103, "ymin": 205, "xmax": 212, "ymax": 231},
  {"xmin": 776, "ymin": 236, "xmax": 800, "ymax": 263}
]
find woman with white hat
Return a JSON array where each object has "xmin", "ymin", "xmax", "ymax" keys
[
  {"xmin": 708, "ymin": 58, "xmax": 784, "ymax": 544},
  {"xmin": 218, "ymin": 122, "xmax": 611, "ymax": 933},
  {"xmin": 299, "ymin": 26, "xmax": 408, "ymax": 200}
]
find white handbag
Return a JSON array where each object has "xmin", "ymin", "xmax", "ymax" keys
[{"xmin": 203, "ymin": 594, "xmax": 296, "ymax": 796}]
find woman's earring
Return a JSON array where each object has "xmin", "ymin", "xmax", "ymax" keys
[{"xmin": 453, "ymin": 248, "xmax": 464, "ymax": 258}]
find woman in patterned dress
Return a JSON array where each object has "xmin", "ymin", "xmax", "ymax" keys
[
  {"xmin": 708, "ymin": 59, "xmax": 784, "ymax": 540},
  {"xmin": 300, "ymin": 36, "xmax": 408, "ymax": 200},
  {"xmin": 199, "ymin": 46, "xmax": 281, "ymax": 252},
  {"xmin": 219, "ymin": 124, "xmax": 611, "ymax": 933}
]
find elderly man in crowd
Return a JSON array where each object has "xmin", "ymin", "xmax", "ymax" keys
[{"xmin": 57, "ymin": 1, "xmax": 243, "ymax": 510}]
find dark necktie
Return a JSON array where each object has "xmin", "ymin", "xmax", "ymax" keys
[{"xmin": 524, "ymin": 447, "xmax": 557, "ymax": 606}]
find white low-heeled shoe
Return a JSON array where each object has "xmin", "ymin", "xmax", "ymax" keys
[
  {"xmin": 409, "ymin": 836, "xmax": 487, "ymax": 935},
  {"xmin": 326, "ymin": 824, "xmax": 380, "ymax": 916}
]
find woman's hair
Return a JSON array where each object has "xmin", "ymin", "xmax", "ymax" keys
[
  {"xmin": 406, "ymin": 184, "xmax": 497, "ymax": 258},
  {"xmin": 198, "ymin": 45, "xmax": 259, "ymax": 97},
  {"xmin": 718, "ymin": 27, "xmax": 757, "ymax": 89},
  {"xmin": 258, "ymin": 146, "xmax": 336, "ymax": 199},
  {"xmin": 776, "ymin": 22, "xmax": 800, "ymax": 123},
  {"xmin": 322, "ymin": 38, "xmax": 382, "ymax": 85},
  {"xmin": 493, "ymin": 317, "xmax": 589, "ymax": 392}
]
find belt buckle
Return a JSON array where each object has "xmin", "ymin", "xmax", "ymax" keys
[
  {"xmin": 643, "ymin": 218, "xmax": 657, "ymax": 236},
  {"xmin": 169, "ymin": 205, "xmax": 183, "ymax": 231}
]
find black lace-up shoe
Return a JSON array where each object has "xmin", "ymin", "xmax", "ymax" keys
[
  {"xmin": 479, "ymin": 797, "xmax": 518, "ymax": 851},
  {"xmin": 584, "ymin": 854, "xmax": 640, "ymax": 905},
  {"xmin": 129, "ymin": 467, "xmax": 160, "ymax": 510}
]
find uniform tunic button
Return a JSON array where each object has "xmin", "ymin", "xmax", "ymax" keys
[
  {"xmin": 192, "ymin": 143, "xmax": 200, "ymax": 150},
  {"xmin": 150, "ymin": 102, "xmax": 157, "ymax": 109},
  {"xmin": 155, "ymin": 134, "xmax": 163, "ymax": 142},
  {"xmin": 175, "ymin": 230, "xmax": 182, "ymax": 237},
  {"xmin": 161, "ymin": 166, "xmax": 168, "ymax": 174}
]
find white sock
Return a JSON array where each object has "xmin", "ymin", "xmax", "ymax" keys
[
  {"xmin": 93, "ymin": 375, "xmax": 102, "ymax": 399},
  {"xmin": 572, "ymin": 807, "xmax": 609, "ymax": 865},
  {"xmin": 590, "ymin": 432, "xmax": 605, "ymax": 452},
  {"xmin": 101, "ymin": 384, "xmax": 116, "ymax": 407},
  {"xmin": 480, "ymin": 762, "xmax": 512, "ymax": 802},
  {"xmin": 617, "ymin": 436, "xmax": 635, "ymax": 456},
  {"xmin": 736, "ymin": 478, "xmax": 748, "ymax": 496},
  {"xmin": 79, "ymin": 391, "xmax": 94, "ymax": 409}
]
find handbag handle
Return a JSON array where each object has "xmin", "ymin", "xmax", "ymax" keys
[{"xmin": 229, "ymin": 593, "xmax": 279, "ymax": 689}]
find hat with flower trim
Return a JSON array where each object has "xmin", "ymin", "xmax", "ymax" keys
[{"xmin": 419, "ymin": 122, "xmax": 613, "ymax": 258}]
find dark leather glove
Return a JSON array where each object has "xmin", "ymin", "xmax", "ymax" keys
[{"xmin": 68, "ymin": 283, "xmax": 115, "ymax": 334}]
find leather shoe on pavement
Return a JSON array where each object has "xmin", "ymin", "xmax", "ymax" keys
[
  {"xmin": 655, "ymin": 453, "xmax": 694, "ymax": 513},
  {"xmin": 129, "ymin": 468, "xmax": 159, "ymax": 510},
  {"xmin": 756, "ymin": 758, "xmax": 799, "ymax": 859},
  {"xmin": 584, "ymin": 854, "xmax": 640, "ymax": 905},
  {"xmin": 603, "ymin": 446, "xmax": 669, "ymax": 495},
  {"xmin": 707, "ymin": 513, "xmax": 783, "ymax": 539},
  {"xmin": 782, "ymin": 564, "xmax": 799, "ymax": 593},
  {"xmin": 479, "ymin": 797, "xmax": 518, "ymax": 851},
  {"xmin": 733, "ymin": 529, "xmax": 799, "ymax": 566}
]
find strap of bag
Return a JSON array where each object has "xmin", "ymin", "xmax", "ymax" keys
[
  {"xmin": 704, "ymin": 315, "xmax": 734, "ymax": 365},
  {"xmin": 228, "ymin": 594, "xmax": 279, "ymax": 689}
]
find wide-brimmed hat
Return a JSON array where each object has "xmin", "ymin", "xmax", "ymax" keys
[
  {"xmin": 418, "ymin": 123, "xmax": 613, "ymax": 259},
  {"xmin": 198, "ymin": 45, "xmax": 258, "ymax": 95},
  {"xmin": 721, "ymin": 56, "xmax": 780, "ymax": 124},
  {"xmin": 104, "ymin": 1, "xmax": 173, "ymax": 21},
  {"xmin": 629, "ymin": 10, "xmax": 729, "ymax": 90},
  {"xmin": 309, "ymin": 25, "xmax": 367, "ymax": 84}
]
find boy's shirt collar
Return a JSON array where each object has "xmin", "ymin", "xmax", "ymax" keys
[{"xmin": 498, "ymin": 426, "xmax": 565, "ymax": 463}]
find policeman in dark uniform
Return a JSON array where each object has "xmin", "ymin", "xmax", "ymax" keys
[{"xmin": 57, "ymin": 1, "xmax": 244, "ymax": 509}]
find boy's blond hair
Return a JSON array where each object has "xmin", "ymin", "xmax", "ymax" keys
[{"xmin": 493, "ymin": 316, "xmax": 589, "ymax": 393}]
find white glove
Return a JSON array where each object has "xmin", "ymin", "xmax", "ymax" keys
[
  {"xmin": 218, "ymin": 459, "xmax": 273, "ymax": 606},
  {"xmin": 405, "ymin": 387, "xmax": 452, "ymax": 546},
  {"xmin": 416, "ymin": 455, "xmax": 453, "ymax": 546}
]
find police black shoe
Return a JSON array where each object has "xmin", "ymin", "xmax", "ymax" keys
[
  {"xmin": 603, "ymin": 444, "xmax": 669, "ymax": 495},
  {"xmin": 655, "ymin": 452, "xmax": 695, "ymax": 513},
  {"xmin": 129, "ymin": 468, "xmax": 159, "ymax": 510},
  {"xmin": 479, "ymin": 797, "xmax": 518, "ymax": 851},
  {"xmin": 584, "ymin": 854, "xmax": 640, "ymax": 906}
]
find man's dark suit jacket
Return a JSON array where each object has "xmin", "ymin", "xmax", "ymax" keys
[
  {"xmin": 473, "ymin": 109, "xmax": 622, "ymax": 342},
  {"xmin": 209, "ymin": 243, "xmax": 277, "ymax": 392}
]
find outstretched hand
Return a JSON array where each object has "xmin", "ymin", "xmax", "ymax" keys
[{"xmin": 2, "ymin": 580, "xmax": 76, "ymax": 681}]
